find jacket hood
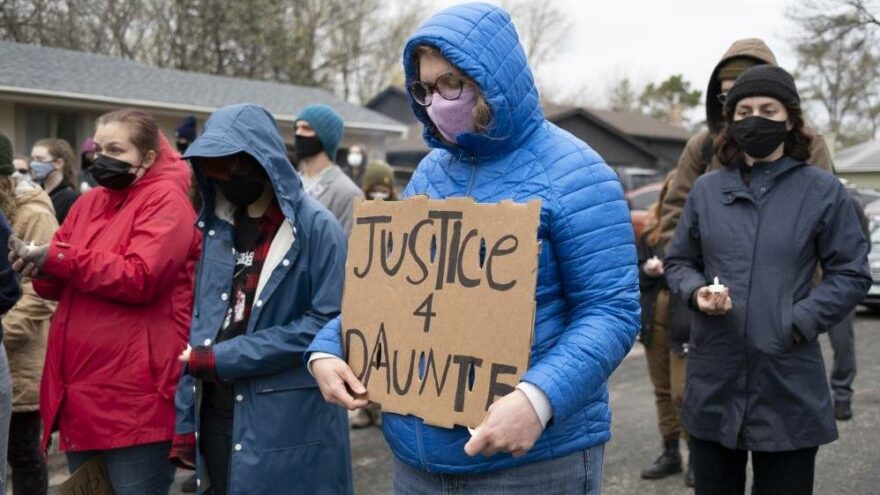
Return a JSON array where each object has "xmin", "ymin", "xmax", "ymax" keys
[
  {"xmin": 706, "ymin": 38, "xmax": 777, "ymax": 134},
  {"xmin": 13, "ymin": 179, "xmax": 53, "ymax": 213},
  {"xmin": 130, "ymin": 133, "xmax": 192, "ymax": 195},
  {"xmin": 402, "ymin": 2, "xmax": 544, "ymax": 159},
  {"xmin": 183, "ymin": 104, "xmax": 302, "ymax": 223}
]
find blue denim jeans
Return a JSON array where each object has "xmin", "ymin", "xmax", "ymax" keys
[
  {"xmin": 0, "ymin": 346, "xmax": 13, "ymax": 494},
  {"xmin": 392, "ymin": 444, "xmax": 605, "ymax": 495},
  {"xmin": 66, "ymin": 441, "xmax": 175, "ymax": 495}
]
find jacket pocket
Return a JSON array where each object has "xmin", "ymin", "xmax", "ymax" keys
[
  {"xmin": 252, "ymin": 368, "xmax": 328, "ymax": 452},
  {"xmin": 753, "ymin": 286, "xmax": 795, "ymax": 356},
  {"xmin": 127, "ymin": 326, "xmax": 159, "ymax": 393}
]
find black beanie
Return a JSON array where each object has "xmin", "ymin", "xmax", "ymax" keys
[
  {"xmin": 724, "ymin": 65, "xmax": 799, "ymax": 112},
  {"xmin": 0, "ymin": 132, "xmax": 14, "ymax": 176}
]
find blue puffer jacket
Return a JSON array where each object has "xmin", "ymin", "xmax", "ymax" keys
[
  {"xmin": 175, "ymin": 104, "xmax": 352, "ymax": 494},
  {"xmin": 307, "ymin": 2, "xmax": 640, "ymax": 474}
]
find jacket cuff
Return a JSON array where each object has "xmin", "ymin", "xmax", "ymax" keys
[
  {"xmin": 517, "ymin": 381, "xmax": 552, "ymax": 428},
  {"xmin": 307, "ymin": 352, "xmax": 341, "ymax": 377},
  {"xmin": 42, "ymin": 242, "xmax": 76, "ymax": 281},
  {"xmin": 169, "ymin": 433, "xmax": 196, "ymax": 470},
  {"xmin": 678, "ymin": 275, "xmax": 707, "ymax": 311},
  {"xmin": 792, "ymin": 304, "xmax": 819, "ymax": 342},
  {"xmin": 189, "ymin": 346, "xmax": 218, "ymax": 382}
]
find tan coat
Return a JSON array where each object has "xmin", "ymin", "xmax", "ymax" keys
[
  {"xmin": 2, "ymin": 181, "xmax": 58, "ymax": 412},
  {"xmin": 659, "ymin": 39, "xmax": 834, "ymax": 245}
]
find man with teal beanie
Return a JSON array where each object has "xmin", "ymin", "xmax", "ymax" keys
[{"xmin": 294, "ymin": 104, "xmax": 363, "ymax": 235}]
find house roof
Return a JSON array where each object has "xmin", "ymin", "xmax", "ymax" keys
[
  {"xmin": 0, "ymin": 41, "xmax": 406, "ymax": 134},
  {"xmin": 543, "ymin": 102, "xmax": 692, "ymax": 142},
  {"xmin": 836, "ymin": 139, "xmax": 880, "ymax": 172}
]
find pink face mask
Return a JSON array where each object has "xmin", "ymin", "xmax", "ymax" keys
[{"xmin": 426, "ymin": 87, "xmax": 477, "ymax": 144}]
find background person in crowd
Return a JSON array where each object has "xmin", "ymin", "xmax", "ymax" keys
[
  {"xmin": 637, "ymin": 170, "xmax": 693, "ymax": 488},
  {"xmin": 0, "ymin": 131, "xmax": 58, "ymax": 495},
  {"xmin": 175, "ymin": 115, "xmax": 197, "ymax": 154},
  {"xmin": 825, "ymin": 190, "xmax": 870, "ymax": 421},
  {"xmin": 308, "ymin": 4, "xmax": 640, "ymax": 494},
  {"xmin": 29, "ymin": 139, "xmax": 80, "ymax": 225},
  {"xmin": 665, "ymin": 66, "xmax": 871, "ymax": 495},
  {"xmin": 12, "ymin": 157, "xmax": 30, "ymax": 183},
  {"xmin": 0, "ymin": 135, "xmax": 24, "ymax": 494},
  {"xmin": 9, "ymin": 108, "xmax": 200, "ymax": 495},
  {"xmin": 294, "ymin": 104, "xmax": 364, "ymax": 235},
  {"xmin": 345, "ymin": 144, "xmax": 367, "ymax": 185},
  {"xmin": 171, "ymin": 103, "xmax": 352, "ymax": 495},
  {"xmin": 658, "ymin": 38, "xmax": 833, "ymax": 246},
  {"xmin": 79, "ymin": 137, "xmax": 97, "ymax": 194},
  {"xmin": 361, "ymin": 160, "xmax": 397, "ymax": 201}
]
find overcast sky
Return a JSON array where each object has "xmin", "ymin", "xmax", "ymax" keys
[{"xmin": 431, "ymin": 0, "xmax": 797, "ymax": 110}]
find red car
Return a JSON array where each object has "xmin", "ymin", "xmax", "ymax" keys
[{"xmin": 626, "ymin": 181, "xmax": 664, "ymax": 241}]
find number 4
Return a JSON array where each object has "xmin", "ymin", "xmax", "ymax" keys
[{"xmin": 413, "ymin": 293, "xmax": 437, "ymax": 333}]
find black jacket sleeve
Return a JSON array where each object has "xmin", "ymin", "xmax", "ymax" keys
[{"xmin": 0, "ymin": 213, "xmax": 22, "ymax": 335}]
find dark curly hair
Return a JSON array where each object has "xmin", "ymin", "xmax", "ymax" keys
[{"xmin": 713, "ymin": 100, "xmax": 813, "ymax": 167}]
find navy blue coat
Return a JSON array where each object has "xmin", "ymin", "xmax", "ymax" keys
[
  {"xmin": 665, "ymin": 157, "xmax": 871, "ymax": 451},
  {"xmin": 175, "ymin": 104, "xmax": 352, "ymax": 494},
  {"xmin": 0, "ymin": 212, "xmax": 21, "ymax": 341}
]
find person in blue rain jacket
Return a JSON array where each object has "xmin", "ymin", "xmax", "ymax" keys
[{"xmin": 172, "ymin": 104, "xmax": 352, "ymax": 495}]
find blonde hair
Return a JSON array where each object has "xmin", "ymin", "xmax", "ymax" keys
[
  {"xmin": 0, "ymin": 175, "xmax": 18, "ymax": 224},
  {"xmin": 414, "ymin": 45, "xmax": 491, "ymax": 133}
]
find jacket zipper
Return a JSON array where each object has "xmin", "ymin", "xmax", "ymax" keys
[
  {"xmin": 465, "ymin": 153, "xmax": 477, "ymax": 196},
  {"xmin": 739, "ymin": 192, "xmax": 761, "ymax": 444}
]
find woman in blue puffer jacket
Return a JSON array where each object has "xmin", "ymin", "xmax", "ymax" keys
[{"xmin": 308, "ymin": 3, "xmax": 640, "ymax": 493}]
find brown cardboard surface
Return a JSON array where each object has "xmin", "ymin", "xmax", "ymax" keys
[
  {"xmin": 59, "ymin": 455, "xmax": 112, "ymax": 495},
  {"xmin": 342, "ymin": 196, "xmax": 541, "ymax": 429}
]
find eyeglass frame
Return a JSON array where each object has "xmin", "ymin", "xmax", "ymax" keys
[{"xmin": 408, "ymin": 72, "xmax": 471, "ymax": 107}]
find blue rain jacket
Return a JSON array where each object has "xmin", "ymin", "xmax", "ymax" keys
[{"xmin": 175, "ymin": 104, "xmax": 352, "ymax": 494}]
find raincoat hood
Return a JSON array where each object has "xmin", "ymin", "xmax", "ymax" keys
[
  {"xmin": 183, "ymin": 104, "xmax": 302, "ymax": 223},
  {"xmin": 706, "ymin": 38, "xmax": 777, "ymax": 134},
  {"xmin": 127, "ymin": 133, "xmax": 191, "ymax": 195},
  {"xmin": 13, "ymin": 179, "xmax": 53, "ymax": 213},
  {"xmin": 402, "ymin": 2, "xmax": 544, "ymax": 159}
]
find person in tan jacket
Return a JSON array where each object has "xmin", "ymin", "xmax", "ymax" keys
[
  {"xmin": 1, "ymin": 165, "xmax": 58, "ymax": 495},
  {"xmin": 658, "ymin": 38, "xmax": 833, "ymax": 246}
]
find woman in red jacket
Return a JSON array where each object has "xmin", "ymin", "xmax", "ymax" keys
[{"xmin": 9, "ymin": 108, "xmax": 200, "ymax": 494}]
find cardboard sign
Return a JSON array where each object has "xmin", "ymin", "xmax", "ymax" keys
[
  {"xmin": 60, "ymin": 455, "xmax": 113, "ymax": 495},
  {"xmin": 342, "ymin": 196, "xmax": 541, "ymax": 428}
]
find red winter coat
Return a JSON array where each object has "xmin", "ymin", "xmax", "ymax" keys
[{"xmin": 35, "ymin": 134, "xmax": 200, "ymax": 452}]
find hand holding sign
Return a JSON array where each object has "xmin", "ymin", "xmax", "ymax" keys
[
  {"xmin": 464, "ymin": 389, "xmax": 542, "ymax": 458},
  {"xmin": 313, "ymin": 357, "xmax": 369, "ymax": 410}
]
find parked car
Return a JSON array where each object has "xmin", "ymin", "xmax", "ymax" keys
[
  {"xmin": 864, "ymin": 225, "xmax": 880, "ymax": 312},
  {"xmin": 612, "ymin": 165, "xmax": 661, "ymax": 192},
  {"xmin": 626, "ymin": 181, "xmax": 663, "ymax": 241}
]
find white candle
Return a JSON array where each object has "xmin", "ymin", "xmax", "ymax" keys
[{"xmin": 709, "ymin": 276, "xmax": 726, "ymax": 294}]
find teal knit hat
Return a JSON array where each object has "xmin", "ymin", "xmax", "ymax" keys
[
  {"xmin": 0, "ymin": 132, "xmax": 14, "ymax": 176},
  {"xmin": 296, "ymin": 105, "xmax": 345, "ymax": 161}
]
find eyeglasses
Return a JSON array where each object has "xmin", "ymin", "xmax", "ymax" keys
[
  {"xmin": 408, "ymin": 73, "xmax": 468, "ymax": 106},
  {"xmin": 716, "ymin": 92, "xmax": 728, "ymax": 104}
]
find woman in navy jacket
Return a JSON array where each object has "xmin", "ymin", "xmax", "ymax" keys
[{"xmin": 665, "ymin": 65, "xmax": 871, "ymax": 494}]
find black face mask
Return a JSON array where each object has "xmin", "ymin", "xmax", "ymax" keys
[
  {"xmin": 730, "ymin": 116, "xmax": 788, "ymax": 159},
  {"xmin": 294, "ymin": 134, "xmax": 324, "ymax": 160},
  {"xmin": 91, "ymin": 155, "xmax": 141, "ymax": 190},
  {"xmin": 176, "ymin": 140, "xmax": 190, "ymax": 153},
  {"xmin": 215, "ymin": 174, "xmax": 265, "ymax": 207}
]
